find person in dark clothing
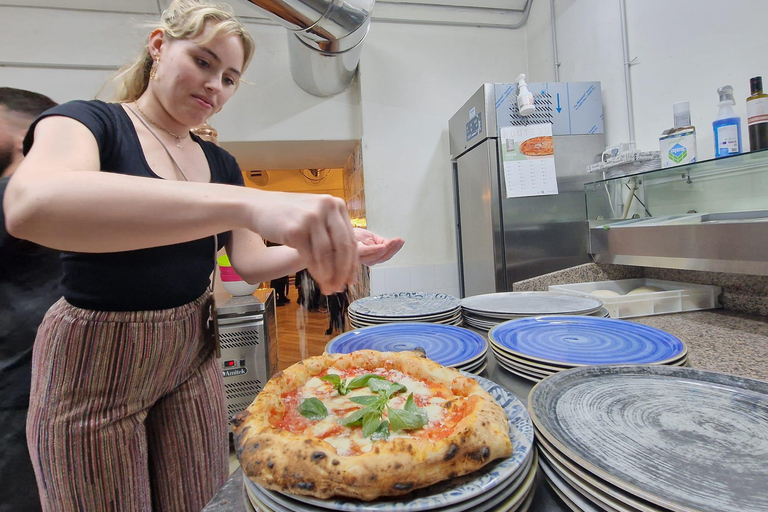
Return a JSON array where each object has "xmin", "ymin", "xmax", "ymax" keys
[
  {"xmin": 266, "ymin": 241, "xmax": 290, "ymax": 304},
  {"xmin": 325, "ymin": 289, "xmax": 349, "ymax": 335},
  {"xmin": 297, "ymin": 268, "xmax": 323, "ymax": 311},
  {"xmin": 0, "ymin": 87, "xmax": 59, "ymax": 512}
]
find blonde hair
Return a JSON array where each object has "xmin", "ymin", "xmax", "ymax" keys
[{"xmin": 108, "ymin": 0, "xmax": 255, "ymax": 102}]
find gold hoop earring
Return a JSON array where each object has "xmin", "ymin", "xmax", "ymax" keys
[{"xmin": 149, "ymin": 58, "xmax": 159, "ymax": 81}]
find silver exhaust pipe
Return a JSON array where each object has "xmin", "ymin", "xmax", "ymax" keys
[{"xmin": 243, "ymin": 0, "xmax": 375, "ymax": 97}]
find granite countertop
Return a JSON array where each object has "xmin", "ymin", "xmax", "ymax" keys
[
  {"xmin": 513, "ymin": 262, "xmax": 768, "ymax": 382},
  {"xmin": 627, "ymin": 310, "xmax": 768, "ymax": 381}
]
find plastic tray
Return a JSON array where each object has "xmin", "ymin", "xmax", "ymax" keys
[{"xmin": 548, "ymin": 279, "xmax": 721, "ymax": 319}]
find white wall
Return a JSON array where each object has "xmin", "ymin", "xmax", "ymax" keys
[
  {"xmin": 0, "ymin": 7, "xmax": 361, "ymax": 142},
  {"xmin": 526, "ymin": 0, "xmax": 768, "ymax": 159},
  {"xmin": 212, "ymin": 22, "xmax": 362, "ymax": 143},
  {"xmin": 358, "ymin": 22, "xmax": 529, "ymax": 296}
]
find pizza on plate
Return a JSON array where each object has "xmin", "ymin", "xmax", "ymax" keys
[
  {"xmin": 519, "ymin": 135, "xmax": 554, "ymax": 156},
  {"xmin": 232, "ymin": 349, "xmax": 512, "ymax": 501}
]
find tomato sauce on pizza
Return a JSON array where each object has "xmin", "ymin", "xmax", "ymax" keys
[
  {"xmin": 274, "ymin": 368, "xmax": 464, "ymax": 456},
  {"xmin": 233, "ymin": 350, "xmax": 513, "ymax": 501}
]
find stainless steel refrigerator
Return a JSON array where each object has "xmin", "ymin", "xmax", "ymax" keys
[{"xmin": 449, "ymin": 83, "xmax": 606, "ymax": 298}]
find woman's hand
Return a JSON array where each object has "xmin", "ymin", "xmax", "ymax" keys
[
  {"xmin": 354, "ymin": 228, "xmax": 404, "ymax": 266},
  {"xmin": 245, "ymin": 192, "xmax": 359, "ymax": 295}
]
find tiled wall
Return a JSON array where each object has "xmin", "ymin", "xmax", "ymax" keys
[
  {"xmin": 343, "ymin": 142, "xmax": 370, "ymax": 303},
  {"xmin": 369, "ymin": 263, "xmax": 461, "ymax": 298}
]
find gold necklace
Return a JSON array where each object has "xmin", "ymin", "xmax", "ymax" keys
[{"xmin": 133, "ymin": 102, "xmax": 189, "ymax": 148}]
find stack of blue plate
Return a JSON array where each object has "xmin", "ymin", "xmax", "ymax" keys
[
  {"xmin": 243, "ymin": 375, "xmax": 538, "ymax": 512},
  {"xmin": 489, "ymin": 316, "xmax": 689, "ymax": 383},
  {"xmin": 348, "ymin": 292, "xmax": 462, "ymax": 328},
  {"xmin": 326, "ymin": 323, "xmax": 488, "ymax": 373}
]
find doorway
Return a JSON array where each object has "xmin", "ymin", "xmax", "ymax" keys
[{"xmin": 235, "ymin": 142, "xmax": 369, "ymax": 370}]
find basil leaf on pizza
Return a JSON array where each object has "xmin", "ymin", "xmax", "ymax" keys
[
  {"xmin": 387, "ymin": 394, "xmax": 428, "ymax": 432},
  {"xmin": 370, "ymin": 419, "xmax": 390, "ymax": 441},
  {"xmin": 362, "ymin": 411, "xmax": 385, "ymax": 438},
  {"xmin": 233, "ymin": 350, "xmax": 513, "ymax": 501},
  {"xmin": 347, "ymin": 373, "xmax": 385, "ymax": 389},
  {"xmin": 348, "ymin": 395, "xmax": 381, "ymax": 407},
  {"xmin": 320, "ymin": 374, "xmax": 349, "ymax": 395},
  {"xmin": 297, "ymin": 397, "xmax": 328, "ymax": 420},
  {"xmin": 369, "ymin": 378, "xmax": 407, "ymax": 398},
  {"xmin": 339, "ymin": 407, "xmax": 368, "ymax": 427}
]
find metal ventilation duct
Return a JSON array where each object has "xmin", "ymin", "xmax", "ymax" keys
[{"xmin": 243, "ymin": 0, "xmax": 375, "ymax": 97}]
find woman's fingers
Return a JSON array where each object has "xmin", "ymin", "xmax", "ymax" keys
[
  {"xmin": 246, "ymin": 191, "xmax": 360, "ymax": 293},
  {"xmin": 299, "ymin": 196, "xmax": 357, "ymax": 294}
]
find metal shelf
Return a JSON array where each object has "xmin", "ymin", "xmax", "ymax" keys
[{"xmin": 586, "ymin": 150, "xmax": 768, "ymax": 276}]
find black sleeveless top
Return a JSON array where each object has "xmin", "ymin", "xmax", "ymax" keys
[{"xmin": 23, "ymin": 100, "xmax": 245, "ymax": 311}]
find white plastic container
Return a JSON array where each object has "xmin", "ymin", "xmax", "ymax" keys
[{"xmin": 549, "ymin": 279, "xmax": 721, "ymax": 319}]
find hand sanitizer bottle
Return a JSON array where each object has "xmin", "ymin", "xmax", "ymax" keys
[
  {"xmin": 713, "ymin": 85, "xmax": 742, "ymax": 158},
  {"xmin": 515, "ymin": 74, "xmax": 535, "ymax": 116}
]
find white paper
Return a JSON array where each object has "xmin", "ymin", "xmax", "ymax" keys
[{"xmin": 500, "ymin": 124, "xmax": 558, "ymax": 199}]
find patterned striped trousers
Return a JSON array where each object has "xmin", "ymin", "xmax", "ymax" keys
[{"xmin": 26, "ymin": 294, "xmax": 228, "ymax": 512}]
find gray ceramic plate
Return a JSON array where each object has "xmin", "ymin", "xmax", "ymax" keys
[
  {"xmin": 536, "ymin": 431, "xmax": 662, "ymax": 512},
  {"xmin": 349, "ymin": 292, "xmax": 461, "ymax": 318},
  {"xmin": 461, "ymin": 292, "xmax": 602, "ymax": 316},
  {"xmin": 538, "ymin": 456, "xmax": 603, "ymax": 512},
  {"xmin": 529, "ymin": 365, "xmax": 768, "ymax": 512}
]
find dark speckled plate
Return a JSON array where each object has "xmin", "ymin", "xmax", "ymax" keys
[{"xmin": 529, "ymin": 365, "xmax": 768, "ymax": 512}]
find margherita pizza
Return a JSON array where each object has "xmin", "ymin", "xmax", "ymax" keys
[
  {"xmin": 519, "ymin": 136, "xmax": 553, "ymax": 156},
  {"xmin": 232, "ymin": 350, "xmax": 512, "ymax": 501}
]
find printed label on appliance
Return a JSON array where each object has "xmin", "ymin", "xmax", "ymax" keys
[{"xmin": 223, "ymin": 367, "xmax": 248, "ymax": 378}]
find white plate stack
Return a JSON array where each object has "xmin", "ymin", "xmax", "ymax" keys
[
  {"xmin": 461, "ymin": 292, "xmax": 606, "ymax": 331},
  {"xmin": 243, "ymin": 376, "xmax": 539, "ymax": 512},
  {"xmin": 348, "ymin": 292, "xmax": 462, "ymax": 328}
]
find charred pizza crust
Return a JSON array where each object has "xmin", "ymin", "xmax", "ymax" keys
[
  {"xmin": 519, "ymin": 135, "xmax": 553, "ymax": 156},
  {"xmin": 232, "ymin": 350, "xmax": 512, "ymax": 501}
]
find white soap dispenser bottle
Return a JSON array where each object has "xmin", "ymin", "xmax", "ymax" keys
[{"xmin": 516, "ymin": 74, "xmax": 535, "ymax": 116}]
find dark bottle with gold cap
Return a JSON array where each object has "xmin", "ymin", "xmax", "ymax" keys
[{"xmin": 746, "ymin": 76, "xmax": 768, "ymax": 151}]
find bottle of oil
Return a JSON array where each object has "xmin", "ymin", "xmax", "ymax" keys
[{"xmin": 746, "ymin": 76, "xmax": 768, "ymax": 151}]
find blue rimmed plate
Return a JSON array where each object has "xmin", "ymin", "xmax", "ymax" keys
[
  {"xmin": 252, "ymin": 374, "xmax": 534, "ymax": 512},
  {"xmin": 349, "ymin": 292, "xmax": 461, "ymax": 319},
  {"xmin": 489, "ymin": 316, "xmax": 686, "ymax": 366},
  {"xmin": 326, "ymin": 323, "xmax": 487, "ymax": 368}
]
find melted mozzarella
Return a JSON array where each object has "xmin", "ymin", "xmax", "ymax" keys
[
  {"xmin": 309, "ymin": 417, "xmax": 339, "ymax": 437},
  {"xmin": 325, "ymin": 435, "xmax": 351, "ymax": 454},
  {"xmin": 297, "ymin": 370, "xmax": 450, "ymax": 456}
]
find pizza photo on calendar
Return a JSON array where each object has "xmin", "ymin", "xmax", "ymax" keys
[
  {"xmin": 519, "ymin": 135, "xmax": 554, "ymax": 156},
  {"xmin": 232, "ymin": 350, "xmax": 513, "ymax": 501}
]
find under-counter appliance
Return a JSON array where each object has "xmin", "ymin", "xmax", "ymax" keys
[
  {"xmin": 215, "ymin": 289, "xmax": 277, "ymax": 430},
  {"xmin": 449, "ymin": 83, "xmax": 606, "ymax": 298}
]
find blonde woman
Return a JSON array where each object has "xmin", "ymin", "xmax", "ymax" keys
[{"xmin": 4, "ymin": 1, "xmax": 403, "ymax": 510}]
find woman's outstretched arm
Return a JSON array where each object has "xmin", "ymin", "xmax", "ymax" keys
[{"xmin": 4, "ymin": 116, "xmax": 357, "ymax": 293}]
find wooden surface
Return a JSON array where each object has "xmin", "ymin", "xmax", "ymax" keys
[{"xmin": 275, "ymin": 286, "xmax": 341, "ymax": 371}]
